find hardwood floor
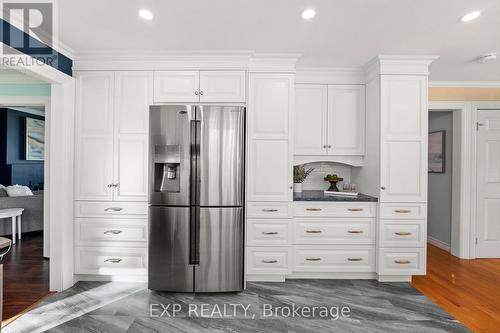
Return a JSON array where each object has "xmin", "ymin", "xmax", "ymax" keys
[
  {"xmin": 412, "ymin": 244, "xmax": 500, "ymax": 333},
  {"xmin": 1, "ymin": 232, "xmax": 50, "ymax": 322}
]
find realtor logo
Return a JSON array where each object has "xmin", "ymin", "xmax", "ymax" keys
[{"xmin": 1, "ymin": 0, "xmax": 57, "ymax": 66}]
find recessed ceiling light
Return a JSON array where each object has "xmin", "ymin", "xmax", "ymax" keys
[
  {"xmin": 301, "ymin": 9, "xmax": 316, "ymax": 20},
  {"xmin": 139, "ymin": 9, "xmax": 153, "ymax": 20},
  {"xmin": 460, "ymin": 11, "xmax": 480, "ymax": 22}
]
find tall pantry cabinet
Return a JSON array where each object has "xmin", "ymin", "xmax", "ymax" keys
[{"xmin": 74, "ymin": 71, "xmax": 152, "ymax": 277}]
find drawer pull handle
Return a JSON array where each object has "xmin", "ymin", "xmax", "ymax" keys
[
  {"xmin": 394, "ymin": 260, "xmax": 411, "ymax": 265},
  {"xmin": 104, "ymin": 258, "xmax": 122, "ymax": 264},
  {"xmin": 348, "ymin": 230, "xmax": 364, "ymax": 234},
  {"xmin": 262, "ymin": 231, "xmax": 279, "ymax": 235},
  {"xmin": 347, "ymin": 258, "xmax": 363, "ymax": 262},
  {"xmin": 104, "ymin": 207, "xmax": 123, "ymax": 212},
  {"xmin": 394, "ymin": 209, "xmax": 411, "ymax": 214},
  {"xmin": 262, "ymin": 209, "xmax": 278, "ymax": 212},
  {"xmin": 395, "ymin": 232, "xmax": 412, "ymax": 236},
  {"xmin": 306, "ymin": 230, "xmax": 322, "ymax": 234},
  {"xmin": 306, "ymin": 208, "xmax": 322, "ymax": 211},
  {"xmin": 104, "ymin": 230, "xmax": 123, "ymax": 235},
  {"xmin": 262, "ymin": 259, "xmax": 278, "ymax": 264},
  {"xmin": 348, "ymin": 208, "xmax": 364, "ymax": 212},
  {"xmin": 305, "ymin": 257, "xmax": 322, "ymax": 261}
]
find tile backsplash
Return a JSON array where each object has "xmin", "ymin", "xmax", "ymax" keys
[{"xmin": 296, "ymin": 162, "xmax": 352, "ymax": 191}]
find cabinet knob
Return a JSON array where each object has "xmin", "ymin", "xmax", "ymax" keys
[
  {"xmin": 107, "ymin": 184, "xmax": 114, "ymax": 188},
  {"xmin": 323, "ymin": 145, "xmax": 328, "ymax": 148},
  {"xmin": 194, "ymin": 91, "xmax": 199, "ymax": 95},
  {"xmin": 328, "ymin": 145, "xmax": 332, "ymax": 148},
  {"xmin": 289, "ymin": 186, "xmax": 293, "ymax": 190},
  {"xmin": 381, "ymin": 186, "xmax": 386, "ymax": 190},
  {"xmin": 200, "ymin": 91, "xmax": 204, "ymax": 96}
]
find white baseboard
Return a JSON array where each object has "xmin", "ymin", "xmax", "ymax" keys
[
  {"xmin": 427, "ymin": 236, "xmax": 451, "ymax": 252},
  {"xmin": 74, "ymin": 274, "xmax": 148, "ymax": 283}
]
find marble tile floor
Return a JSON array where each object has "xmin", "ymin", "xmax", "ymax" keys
[{"xmin": 4, "ymin": 280, "xmax": 471, "ymax": 333}]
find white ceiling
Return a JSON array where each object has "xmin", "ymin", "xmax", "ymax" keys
[{"xmin": 59, "ymin": 0, "xmax": 500, "ymax": 81}]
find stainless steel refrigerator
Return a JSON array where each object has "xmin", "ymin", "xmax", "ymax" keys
[{"xmin": 148, "ymin": 105, "xmax": 245, "ymax": 292}]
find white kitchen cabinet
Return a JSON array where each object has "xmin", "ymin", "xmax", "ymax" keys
[
  {"xmin": 154, "ymin": 71, "xmax": 199, "ymax": 103},
  {"xmin": 379, "ymin": 75, "xmax": 427, "ymax": 203},
  {"xmin": 248, "ymin": 74, "xmax": 293, "ymax": 140},
  {"xmin": 247, "ymin": 139, "xmax": 292, "ymax": 201},
  {"xmin": 75, "ymin": 72, "xmax": 115, "ymax": 201},
  {"xmin": 294, "ymin": 84, "xmax": 365, "ymax": 157},
  {"xmin": 247, "ymin": 73, "xmax": 294, "ymax": 202},
  {"xmin": 114, "ymin": 72, "xmax": 153, "ymax": 201},
  {"xmin": 294, "ymin": 85, "xmax": 328, "ymax": 155},
  {"xmin": 75, "ymin": 71, "xmax": 153, "ymax": 202},
  {"xmin": 327, "ymin": 85, "xmax": 365, "ymax": 155},
  {"xmin": 154, "ymin": 70, "xmax": 246, "ymax": 103},
  {"xmin": 199, "ymin": 71, "xmax": 246, "ymax": 102}
]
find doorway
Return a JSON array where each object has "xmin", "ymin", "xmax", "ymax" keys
[{"xmin": 427, "ymin": 111, "xmax": 453, "ymax": 252}]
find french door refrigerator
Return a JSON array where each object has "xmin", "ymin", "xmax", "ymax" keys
[{"xmin": 148, "ymin": 105, "xmax": 245, "ymax": 292}]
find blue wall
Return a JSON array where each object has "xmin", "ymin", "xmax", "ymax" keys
[{"xmin": 0, "ymin": 108, "xmax": 44, "ymax": 189}]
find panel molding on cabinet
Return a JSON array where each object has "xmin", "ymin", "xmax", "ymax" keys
[
  {"xmin": 248, "ymin": 74, "xmax": 294, "ymax": 140},
  {"xmin": 247, "ymin": 139, "xmax": 292, "ymax": 202},
  {"xmin": 75, "ymin": 71, "xmax": 115, "ymax": 201},
  {"xmin": 295, "ymin": 84, "xmax": 328, "ymax": 155},
  {"xmin": 154, "ymin": 71, "xmax": 199, "ymax": 103},
  {"xmin": 327, "ymin": 85, "xmax": 365, "ymax": 155},
  {"xmin": 199, "ymin": 71, "xmax": 246, "ymax": 102}
]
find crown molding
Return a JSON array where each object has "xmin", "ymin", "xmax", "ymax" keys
[
  {"xmin": 429, "ymin": 81, "xmax": 500, "ymax": 88},
  {"xmin": 364, "ymin": 55, "xmax": 439, "ymax": 82},
  {"xmin": 73, "ymin": 51, "xmax": 300, "ymax": 72},
  {"xmin": 296, "ymin": 67, "xmax": 365, "ymax": 84}
]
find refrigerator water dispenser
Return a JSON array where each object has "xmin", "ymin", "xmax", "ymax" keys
[{"xmin": 154, "ymin": 145, "xmax": 180, "ymax": 192}]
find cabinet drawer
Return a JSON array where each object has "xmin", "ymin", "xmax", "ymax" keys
[
  {"xmin": 294, "ymin": 218, "xmax": 375, "ymax": 245},
  {"xmin": 293, "ymin": 246, "xmax": 375, "ymax": 272},
  {"xmin": 293, "ymin": 202, "xmax": 376, "ymax": 218},
  {"xmin": 246, "ymin": 247, "xmax": 291, "ymax": 275},
  {"xmin": 247, "ymin": 202, "xmax": 292, "ymax": 219},
  {"xmin": 75, "ymin": 201, "xmax": 148, "ymax": 218},
  {"xmin": 379, "ymin": 220, "xmax": 426, "ymax": 248},
  {"xmin": 75, "ymin": 218, "xmax": 148, "ymax": 247},
  {"xmin": 75, "ymin": 246, "xmax": 148, "ymax": 275},
  {"xmin": 380, "ymin": 203, "xmax": 426, "ymax": 219},
  {"xmin": 247, "ymin": 219, "xmax": 291, "ymax": 246},
  {"xmin": 378, "ymin": 248, "xmax": 425, "ymax": 275}
]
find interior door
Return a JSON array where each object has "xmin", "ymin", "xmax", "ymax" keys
[
  {"xmin": 194, "ymin": 207, "xmax": 243, "ymax": 292},
  {"xmin": 148, "ymin": 206, "xmax": 193, "ymax": 291},
  {"xmin": 476, "ymin": 110, "xmax": 500, "ymax": 258},
  {"xmin": 198, "ymin": 106, "xmax": 244, "ymax": 207}
]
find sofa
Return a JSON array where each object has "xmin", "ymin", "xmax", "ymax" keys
[{"xmin": 0, "ymin": 191, "xmax": 43, "ymax": 236}]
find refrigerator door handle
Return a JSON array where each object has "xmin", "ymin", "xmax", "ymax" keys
[
  {"xmin": 189, "ymin": 206, "xmax": 200, "ymax": 265},
  {"xmin": 190, "ymin": 119, "xmax": 201, "ymax": 206}
]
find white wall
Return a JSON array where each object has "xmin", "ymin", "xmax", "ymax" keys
[{"xmin": 428, "ymin": 111, "xmax": 453, "ymax": 246}]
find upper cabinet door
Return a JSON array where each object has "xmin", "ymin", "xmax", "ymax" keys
[
  {"xmin": 75, "ymin": 72, "xmax": 115, "ymax": 201},
  {"xmin": 115, "ymin": 72, "xmax": 153, "ymax": 134},
  {"xmin": 248, "ymin": 74, "xmax": 294, "ymax": 140},
  {"xmin": 199, "ymin": 71, "xmax": 246, "ymax": 103},
  {"xmin": 294, "ymin": 84, "xmax": 328, "ymax": 155},
  {"xmin": 327, "ymin": 85, "xmax": 365, "ymax": 155},
  {"xmin": 154, "ymin": 71, "xmax": 199, "ymax": 103},
  {"xmin": 114, "ymin": 72, "xmax": 153, "ymax": 201},
  {"xmin": 380, "ymin": 75, "xmax": 427, "ymax": 203},
  {"xmin": 380, "ymin": 75, "xmax": 427, "ymax": 141}
]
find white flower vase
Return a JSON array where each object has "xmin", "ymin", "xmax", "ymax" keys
[{"xmin": 293, "ymin": 183, "xmax": 303, "ymax": 193}]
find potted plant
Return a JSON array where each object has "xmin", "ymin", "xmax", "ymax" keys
[{"xmin": 293, "ymin": 165, "xmax": 314, "ymax": 193}]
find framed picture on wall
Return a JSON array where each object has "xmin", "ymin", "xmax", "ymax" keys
[
  {"xmin": 26, "ymin": 118, "xmax": 45, "ymax": 160},
  {"xmin": 428, "ymin": 130, "xmax": 445, "ymax": 173}
]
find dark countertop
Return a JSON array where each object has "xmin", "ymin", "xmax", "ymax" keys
[{"xmin": 293, "ymin": 190, "xmax": 378, "ymax": 202}]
